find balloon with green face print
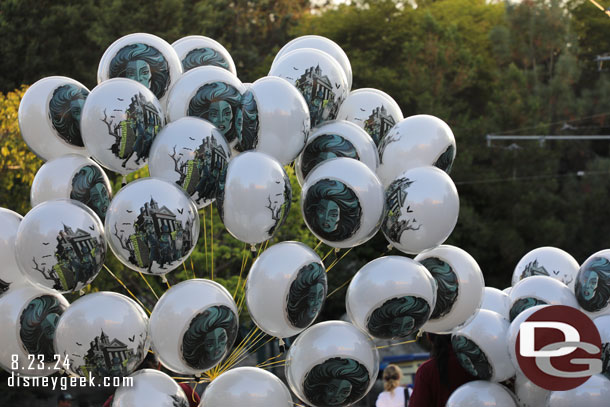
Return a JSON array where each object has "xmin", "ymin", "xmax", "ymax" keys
[
  {"xmin": 576, "ymin": 250, "xmax": 610, "ymax": 315},
  {"xmin": 172, "ymin": 35, "xmax": 237, "ymax": 75},
  {"xmin": 509, "ymin": 276, "xmax": 578, "ymax": 321}
]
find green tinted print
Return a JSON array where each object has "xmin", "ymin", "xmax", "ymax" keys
[
  {"xmin": 451, "ymin": 335, "xmax": 492, "ymax": 380},
  {"xmin": 286, "ymin": 262, "xmax": 327, "ymax": 328},
  {"xmin": 382, "ymin": 177, "xmax": 420, "ymax": 243},
  {"xmin": 78, "ymin": 330, "xmax": 146, "ymax": 378},
  {"xmin": 181, "ymin": 305, "xmax": 238, "ymax": 370},
  {"xmin": 170, "ymin": 394, "xmax": 189, "ymax": 407},
  {"xmin": 304, "ymin": 179, "xmax": 361, "ymax": 241},
  {"xmin": 420, "ymin": 257, "xmax": 459, "ymax": 319},
  {"xmin": 235, "ymin": 90, "xmax": 259, "ymax": 152},
  {"xmin": 0, "ymin": 278, "xmax": 9, "ymax": 296},
  {"xmin": 19, "ymin": 295, "xmax": 66, "ymax": 362},
  {"xmin": 49, "ymin": 83, "xmax": 89, "ymax": 147},
  {"xmin": 187, "ymin": 82, "xmax": 242, "ymax": 143},
  {"xmin": 294, "ymin": 65, "xmax": 342, "ymax": 127},
  {"xmin": 109, "ymin": 43, "xmax": 170, "ymax": 99},
  {"xmin": 301, "ymin": 134, "xmax": 359, "ymax": 179},
  {"xmin": 433, "ymin": 144, "xmax": 455, "ymax": 174},
  {"xmin": 576, "ymin": 256, "xmax": 610, "ymax": 312},
  {"xmin": 509, "ymin": 297, "xmax": 547, "ymax": 322},
  {"xmin": 602, "ymin": 342, "xmax": 610, "ymax": 380},
  {"xmin": 181, "ymin": 47, "xmax": 230, "ymax": 72},
  {"xmin": 519, "ymin": 259, "xmax": 550, "ymax": 280},
  {"xmin": 363, "ymin": 105, "xmax": 396, "ymax": 145},
  {"xmin": 303, "ymin": 357, "xmax": 370, "ymax": 407},
  {"xmin": 70, "ymin": 165, "xmax": 111, "ymax": 221},
  {"xmin": 367, "ymin": 296, "xmax": 430, "ymax": 339}
]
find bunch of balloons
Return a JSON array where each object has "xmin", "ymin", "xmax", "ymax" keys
[{"xmin": 2, "ymin": 29, "xmax": 609, "ymax": 407}]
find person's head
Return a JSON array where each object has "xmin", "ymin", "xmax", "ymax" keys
[
  {"xmin": 181, "ymin": 47, "xmax": 230, "ymax": 72},
  {"xmin": 20, "ymin": 295, "xmax": 66, "ymax": 362},
  {"xmin": 182, "ymin": 305, "xmax": 237, "ymax": 369},
  {"xmin": 109, "ymin": 43, "xmax": 170, "ymax": 99},
  {"xmin": 451, "ymin": 335, "xmax": 492, "ymax": 380},
  {"xmin": 48, "ymin": 84, "xmax": 89, "ymax": 146},
  {"xmin": 234, "ymin": 90, "xmax": 258, "ymax": 152},
  {"xmin": 303, "ymin": 357, "xmax": 370, "ymax": 407},
  {"xmin": 419, "ymin": 257, "xmax": 458, "ymax": 319},
  {"xmin": 301, "ymin": 134, "xmax": 359, "ymax": 179},
  {"xmin": 57, "ymin": 393, "xmax": 74, "ymax": 407},
  {"xmin": 304, "ymin": 179, "xmax": 362, "ymax": 241},
  {"xmin": 286, "ymin": 262, "xmax": 327, "ymax": 328},
  {"xmin": 382, "ymin": 364, "xmax": 402, "ymax": 393},
  {"xmin": 367, "ymin": 296, "xmax": 431, "ymax": 339},
  {"xmin": 576, "ymin": 256, "xmax": 610, "ymax": 312},
  {"xmin": 187, "ymin": 82, "xmax": 242, "ymax": 142},
  {"xmin": 70, "ymin": 165, "xmax": 110, "ymax": 221}
]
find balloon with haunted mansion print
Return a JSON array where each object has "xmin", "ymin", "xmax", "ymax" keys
[
  {"xmin": 81, "ymin": 78, "xmax": 164, "ymax": 175},
  {"xmin": 15, "ymin": 200, "xmax": 106, "ymax": 294},
  {"xmin": 149, "ymin": 117, "xmax": 231, "ymax": 209},
  {"xmin": 269, "ymin": 48, "xmax": 348, "ymax": 128},
  {"xmin": 511, "ymin": 247, "xmax": 580, "ymax": 290},
  {"xmin": 112, "ymin": 369, "xmax": 191, "ymax": 407},
  {"xmin": 18, "ymin": 76, "xmax": 90, "ymax": 161},
  {"xmin": 105, "ymin": 178, "xmax": 199, "ymax": 276},
  {"xmin": 0, "ymin": 208, "xmax": 26, "ymax": 296},
  {"xmin": 54, "ymin": 291, "xmax": 149, "ymax": 378},
  {"xmin": 149, "ymin": 279, "xmax": 238, "ymax": 375}
]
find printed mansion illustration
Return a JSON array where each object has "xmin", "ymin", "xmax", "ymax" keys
[
  {"xmin": 364, "ymin": 105, "xmax": 396, "ymax": 145},
  {"xmin": 295, "ymin": 64, "xmax": 340, "ymax": 127},
  {"xmin": 77, "ymin": 330, "xmax": 144, "ymax": 378}
]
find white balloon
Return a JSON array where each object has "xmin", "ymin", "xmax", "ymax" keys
[
  {"xmin": 165, "ymin": 66, "xmax": 245, "ymax": 144},
  {"xmin": 594, "ymin": 315, "xmax": 610, "ymax": 378},
  {"xmin": 286, "ymin": 321, "xmax": 379, "ymax": 407},
  {"xmin": 446, "ymin": 381, "xmax": 518, "ymax": 407},
  {"xmin": 383, "ymin": 166, "xmax": 459, "ymax": 255},
  {"xmin": 0, "ymin": 208, "xmax": 25, "ymax": 294},
  {"xmin": 246, "ymin": 242, "xmax": 326, "ymax": 338},
  {"xmin": 301, "ymin": 157, "xmax": 385, "ymax": 249},
  {"xmin": 377, "ymin": 114, "xmax": 456, "ymax": 186},
  {"xmin": 219, "ymin": 151, "xmax": 291, "ymax": 245},
  {"xmin": 18, "ymin": 76, "xmax": 89, "ymax": 160},
  {"xmin": 149, "ymin": 279, "xmax": 238, "ymax": 375},
  {"xmin": 415, "ymin": 245, "xmax": 484, "ymax": 333},
  {"xmin": 97, "ymin": 33, "xmax": 182, "ymax": 107},
  {"xmin": 30, "ymin": 154, "xmax": 112, "ymax": 221},
  {"xmin": 336, "ymin": 88, "xmax": 403, "ymax": 146},
  {"xmin": 269, "ymin": 48, "xmax": 348, "ymax": 128},
  {"xmin": 547, "ymin": 374, "xmax": 610, "ymax": 407},
  {"xmin": 54, "ymin": 291, "xmax": 149, "ymax": 378},
  {"xmin": 246, "ymin": 76, "xmax": 310, "ymax": 164},
  {"xmin": 112, "ymin": 369, "xmax": 190, "ymax": 407},
  {"xmin": 104, "ymin": 178, "xmax": 199, "ymax": 276},
  {"xmin": 272, "ymin": 35, "xmax": 353, "ymax": 89},
  {"xmin": 503, "ymin": 286, "xmax": 512, "ymax": 295},
  {"xmin": 171, "ymin": 35, "xmax": 236, "ymax": 75},
  {"xmin": 148, "ymin": 117, "xmax": 231, "ymax": 209},
  {"xmin": 15, "ymin": 199, "xmax": 106, "ymax": 293},
  {"xmin": 512, "ymin": 247, "xmax": 579, "ymax": 289},
  {"xmin": 514, "ymin": 372, "xmax": 550, "ymax": 407},
  {"xmin": 575, "ymin": 249, "xmax": 610, "ymax": 317},
  {"xmin": 81, "ymin": 78, "xmax": 165, "ymax": 175},
  {"xmin": 481, "ymin": 287, "xmax": 511, "ymax": 320},
  {"xmin": 346, "ymin": 256, "xmax": 435, "ymax": 340},
  {"xmin": 295, "ymin": 120, "xmax": 379, "ymax": 186},
  {"xmin": 452, "ymin": 309, "xmax": 515, "ymax": 382},
  {"xmin": 202, "ymin": 367, "xmax": 292, "ymax": 407},
  {"xmin": 509, "ymin": 276, "xmax": 578, "ymax": 322},
  {"xmin": 0, "ymin": 283, "xmax": 69, "ymax": 376},
  {"xmin": 506, "ymin": 305, "xmax": 549, "ymax": 376}
]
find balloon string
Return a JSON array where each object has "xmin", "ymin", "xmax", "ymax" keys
[
  {"xmin": 190, "ymin": 380, "xmax": 200, "ymax": 403},
  {"xmin": 258, "ymin": 360, "xmax": 286, "ymax": 369},
  {"xmin": 233, "ymin": 243, "xmax": 249, "ymax": 299},
  {"xmin": 326, "ymin": 276, "xmax": 354, "ymax": 299},
  {"xmin": 222, "ymin": 333, "xmax": 273, "ymax": 373},
  {"xmin": 217, "ymin": 329, "xmax": 267, "ymax": 375},
  {"xmin": 102, "ymin": 265, "xmax": 151, "ymax": 315},
  {"xmin": 321, "ymin": 247, "xmax": 334, "ymax": 262},
  {"xmin": 190, "ymin": 257, "xmax": 196, "ymax": 280},
  {"xmin": 376, "ymin": 338, "xmax": 418, "ymax": 349},
  {"xmin": 326, "ymin": 248, "xmax": 353, "ymax": 273},
  {"xmin": 208, "ymin": 326, "xmax": 260, "ymax": 379},
  {"xmin": 138, "ymin": 272, "xmax": 159, "ymax": 300},
  {"xmin": 314, "ymin": 240, "xmax": 323, "ymax": 251},
  {"xmin": 202, "ymin": 208, "xmax": 208, "ymax": 275},
  {"xmin": 218, "ymin": 328, "xmax": 264, "ymax": 372},
  {"xmin": 256, "ymin": 351, "xmax": 285, "ymax": 368},
  {"xmin": 210, "ymin": 203, "xmax": 214, "ymax": 281}
]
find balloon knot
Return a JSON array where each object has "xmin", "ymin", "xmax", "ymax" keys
[{"xmin": 250, "ymin": 244, "xmax": 257, "ymax": 252}]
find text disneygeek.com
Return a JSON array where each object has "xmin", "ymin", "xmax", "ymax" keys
[{"xmin": 7, "ymin": 372, "xmax": 134, "ymax": 390}]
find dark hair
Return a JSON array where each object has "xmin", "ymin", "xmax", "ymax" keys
[
  {"xmin": 303, "ymin": 179, "xmax": 362, "ymax": 241},
  {"xmin": 48, "ymin": 84, "xmax": 88, "ymax": 146},
  {"xmin": 286, "ymin": 262, "xmax": 327, "ymax": 328},
  {"xmin": 419, "ymin": 257, "xmax": 458, "ymax": 319},
  {"xmin": 509, "ymin": 297, "xmax": 547, "ymax": 322},
  {"xmin": 235, "ymin": 90, "xmax": 258, "ymax": 152},
  {"xmin": 519, "ymin": 259, "xmax": 549, "ymax": 280},
  {"xmin": 367, "ymin": 296, "xmax": 431, "ymax": 339},
  {"xmin": 109, "ymin": 43, "xmax": 170, "ymax": 99},
  {"xmin": 181, "ymin": 305, "xmax": 237, "ymax": 369},
  {"xmin": 576, "ymin": 256, "xmax": 610, "ymax": 312},
  {"xmin": 428, "ymin": 333, "xmax": 452, "ymax": 384},
  {"xmin": 301, "ymin": 134, "xmax": 359, "ymax": 179},
  {"xmin": 451, "ymin": 335, "xmax": 492, "ymax": 380},
  {"xmin": 182, "ymin": 47, "xmax": 230, "ymax": 72},
  {"xmin": 19, "ymin": 295, "xmax": 66, "ymax": 362},
  {"xmin": 303, "ymin": 357, "xmax": 370, "ymax": 406},
  {"xmin": 70, "ymin": 165, "xmax": 110, "ymax": 221},
  {"xmin": 187, "ymin": 82, "xmax": 242, "ymax": 143},
  {"xmin": 433, "ymin": 144, "xmax": 455, "ymax": 174}
]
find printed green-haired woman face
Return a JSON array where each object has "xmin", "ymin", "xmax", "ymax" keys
[
  {"xmin": 209, "ymin": 100, "xmax": 233, "ymax": 136},
  {"xmin": 324, "ymin": 378, "xmax": 352, "ymax": 406},
  {"xmin": 316, "ymin": 199, "xmax": 340, "ymax": 233},
  {"xmin": 203, "ymin": 327, "xmax": 228, "ymax": 362},
  {"xmin": 126, "ymin": 60, "xmax": 152, "ymax": 88},
  {"xmin": 576, "ymin": 256, "xmax": 610, "ymax": 312},
  {"xmin": 582, "ymin": 270, "xmax": 599, "ymax": 301}
]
